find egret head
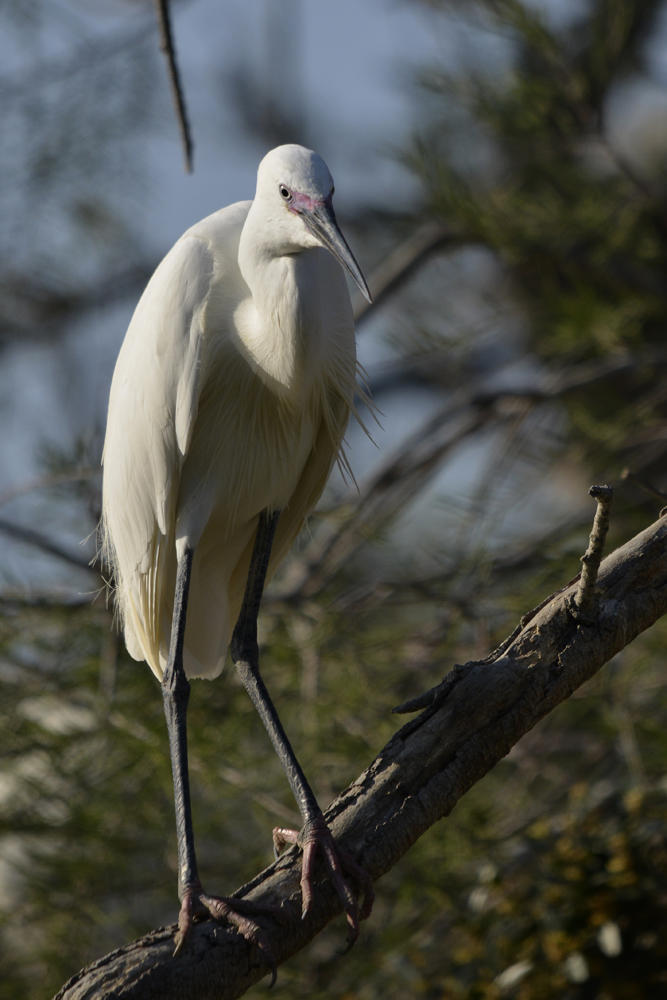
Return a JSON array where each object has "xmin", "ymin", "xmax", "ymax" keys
[{"xmin": 254, "ymin": 145, "xmax": 371, "ymax": 303}]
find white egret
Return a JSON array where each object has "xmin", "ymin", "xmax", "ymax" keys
[{"xmin": 101, "ymin": 144, "xmax": 374, "ymax": 971}]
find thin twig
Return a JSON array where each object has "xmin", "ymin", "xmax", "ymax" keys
[
  {"xmin": 217, "ymin": 766, "xmax": 301, "ymax": 827},
  {"xmin": 621, "ymin": 468, "xmax": 667, "ymax": 504},
  {"xmin": 0, "ymin": 594, "xmax": 94, "ymax": 610},
  {"xmin": 153, "ymin": 0, "xmax": 193, "ymax": 173},
  {"xmin": 0, "ymin": 18, "xmax": 157, "ymax": 100},
  {"xmin": 352, "ymin": 223, "xmax": 458, "ymax": 325},
  {"xmin": 0, "ymin": 470, "xmax": 99, "ymax": 511},
  {"xmin": 0, "ymin": 518, "xmax": 94, "ymax": 573},
  {"xmin": 574, "ymin": 485, "xmax": 613, "ymax": 614},
  {"xmin": 3, "ymin": 262, "xmax": 155, "ymax": 345},
  {"xmin": 278, "ymin": 353, "xmax": 648, "ymax": 604},
  {"xmin": 392, "ymin": 564, "xmax": 583, "ymax": 717},
  {"xmin": 275, "ymin": 396, "xmax": 488, "ymax": 601}
]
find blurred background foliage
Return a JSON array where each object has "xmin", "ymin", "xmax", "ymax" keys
[{"xmin": 1, "ymin": 0, "xmax": 667, "ymax": 998}]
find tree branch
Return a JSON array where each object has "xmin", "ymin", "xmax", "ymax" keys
[
  {"xmin": 352, "ymin": 222, "xmax": 460, "ymax": 325},
  {"xmin": 53, "ymin": 509, "xmax": 667, "ymax": 1000},
  {"xmin": 277, "ymin": 351, "xmax": 649, "ymax": 603},
  {"xmin": 153, "ymin": 0, "xmax": 194, "ymax": 173},
  {"xmin": 573, "ymin": 484, "xmax": 613, "ymax": 614},
  {"xmin": 621, "ymin": 467, "xmax": 667, "ymax": 504},
  {"xmin": 0, "ymin": 518, "xmax": 93, "ymax": 573}
]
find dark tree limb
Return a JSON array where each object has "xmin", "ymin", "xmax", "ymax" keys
[
  {"xmin": 621, "ymin": 467, "xmax": 667, "ymax": 504},
  {"xmin": 153, "ymin": 0, "xmax": 194, "ymax": 173},
  {"xmin": 276, "ymin": 351, "xmax": 653, "ymax": 603},
  {"xmin": 53, "ymin": 511, "xmax": 667, "ymax": 1000},
  {"xmin": 0, "ymin": 518, "xmax": 93, "ymax": 573},
  {"xmin": 352, "ymin": 222, "xmax": 460, "ymax": 325}
]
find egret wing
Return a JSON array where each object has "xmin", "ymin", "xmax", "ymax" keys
[{"xmin": 102, "ymin": 203, "xmax": 251, "ymax": 676}]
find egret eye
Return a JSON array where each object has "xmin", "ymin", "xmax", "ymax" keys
[{"xmin": 279, "ymin": 185, "xmax": 292, "ymax": 201}]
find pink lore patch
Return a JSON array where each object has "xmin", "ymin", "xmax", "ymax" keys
[{"xmin": 287, "ymin": 190, "xmax": 327, "ymax": 215}]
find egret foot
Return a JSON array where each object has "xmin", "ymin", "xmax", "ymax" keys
[
  {"xmin": 174, "ymin": 882, "xmax": 282, "ymax": 985},
  {"xmin": 273, "ymin": 815, "xmax": 374, "ymax": 947}
]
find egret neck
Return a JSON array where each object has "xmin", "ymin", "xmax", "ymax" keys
[{"xmin": 236, "ymin": 211, "xmax": 324, "ymax": 399}]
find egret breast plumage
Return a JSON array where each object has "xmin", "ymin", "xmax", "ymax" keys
[{"xmin": 100, "ymin": 144, "xmax": 374, "ymax": 970}]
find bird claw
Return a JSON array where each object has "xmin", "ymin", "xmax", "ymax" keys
[
  {"xmin": 273, "ymin": 816, "xmax": 374, "ymax": 947},
  {"xmin": 174, "ymin": 882, "xmax": 281, "ymax": 986}
]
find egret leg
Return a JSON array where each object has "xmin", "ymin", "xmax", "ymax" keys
[
  {"xmin": 162, "ymin": 548, "xmax": 279, "ymax": 979},
  {"xmin": 231, "ymin": 510, "xmax": 374, "ymax": 945},
  {"xmin": 161, "ymin": 548, "xmax": 197, "ymax": 906}
]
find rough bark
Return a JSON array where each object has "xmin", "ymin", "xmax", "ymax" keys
[{"xmin": 53, "ymin": 513, "xmax": 667, "ymax": 1000}]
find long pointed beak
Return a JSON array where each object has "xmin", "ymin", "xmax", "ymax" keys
[{"xmin": 301, "ymin": 199, "xmax": 372, "ymax": 304}]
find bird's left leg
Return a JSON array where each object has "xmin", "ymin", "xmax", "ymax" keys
[
  {"xmin": 162, "ymin": 548, "xmax": 279, "ymax": 975},
  {"xmin": 231, "ymin": 510, "xmax": 374, "ymax": 946}
]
